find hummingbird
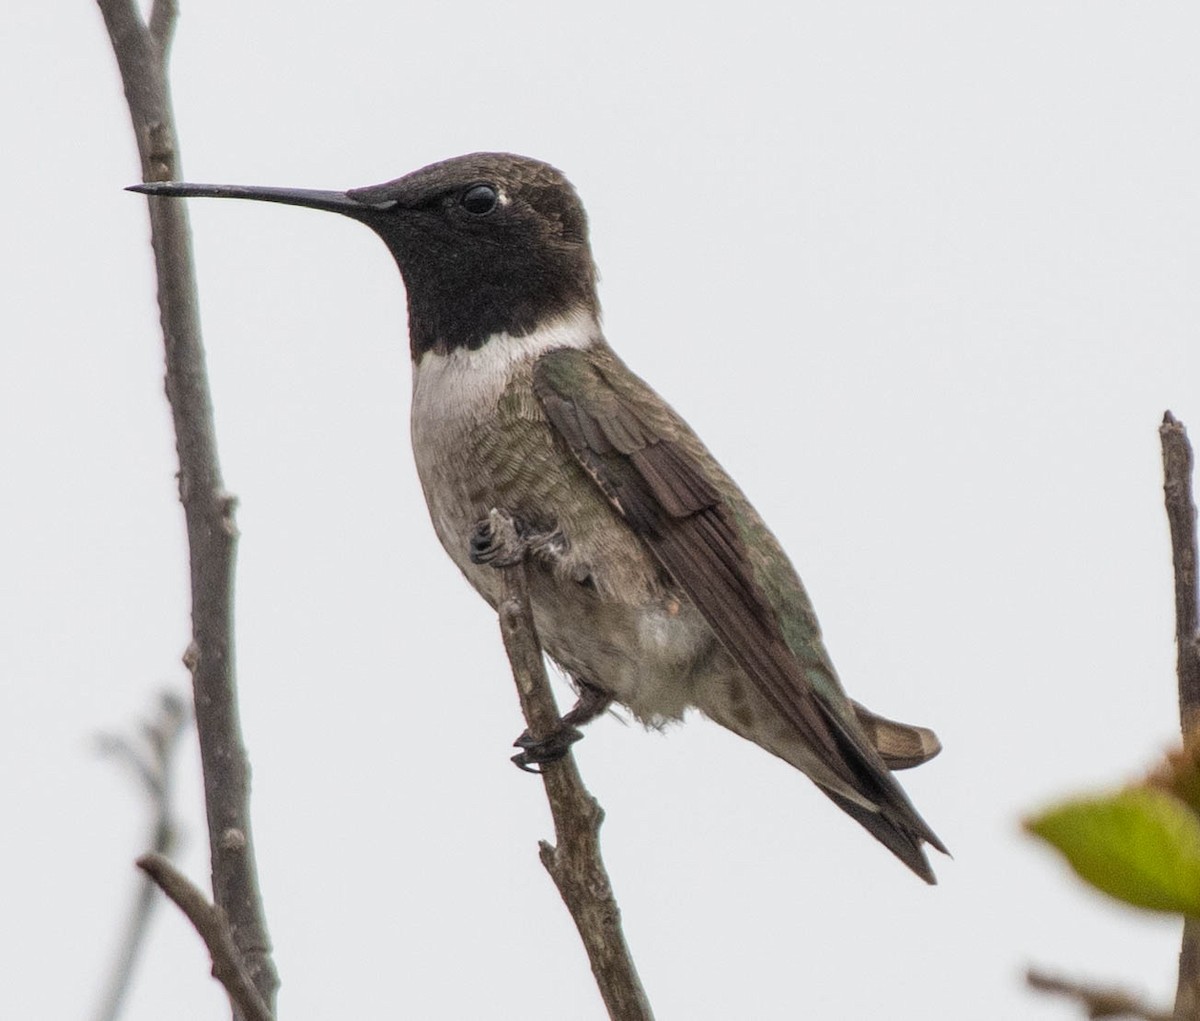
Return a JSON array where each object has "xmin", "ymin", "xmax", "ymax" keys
[{"xmin": 133, "ymin": 153, "xmax": 946, "ymax": 881}]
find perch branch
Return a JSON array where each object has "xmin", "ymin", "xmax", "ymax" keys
[
  {"xmin": 137, "ymin": 853, "xmax": 274, "ymax": 1021},
  {"xmin": 496, "ymin": 560, "xmax": 655, "ymax": 1021},
  {"xmin": 97, "ymin": 0, "xmax": 278, "ymax": 1012},
  {"xmin": 1161, "ymin": 412, "xmax": 1200, "ymax": 1021},
  {"xmin": 1028, "ymin": 968, "xmax": 1172, "ymax": 1021},
  {"xmin": 91, "ymin": 692, "xmax": 190, "ymax": 1021}
]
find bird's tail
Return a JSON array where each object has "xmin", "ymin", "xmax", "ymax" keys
[
  {"xmin": 827, "ymin": 704, "xmax": 947, "ymax": 883},
  {"xmin": 697, "ymin": 680, "xmax": 947, "ymax": 881},
  {"xmin": 850, "ymin": 701, "xmax": 942, "ymax": 771},
  {"xmin": 819, "ymin": 786, "xmax": 945, "ymax": 884}
]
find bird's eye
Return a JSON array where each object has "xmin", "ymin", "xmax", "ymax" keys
[{"xmin": 460, "ymin": 184, "xmax": 498, "ymax": 216}]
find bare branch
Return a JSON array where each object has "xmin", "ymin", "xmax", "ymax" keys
[
  {"xmin": 91, "ymin": 692, "xmax": 190, "ymax": 1021},
  {"xmin": 1161, "ymin": 412, "xmax": 1200, "ymax": 732},
  {"xmin": 1160, "ymin": 412, "xmax": 1200, "ymax": 1021},
  {"xmin": 137, "ymin": 853, "xmax": 274, "ymax": 1021},
  {"xmin": 147, "ymin": 0, "xmax": 176, "ymax": 49},
  {"xmin": 97, "ymin": 0, "xmax": 277, "ymax": 1011},
  {"xmin": 496, "ymin": 561, "xmax": 655, "ymax": 1021},
  {"xmin": 1028, "ymin": 968, "xmax": 1172, "ymax": 1021}
]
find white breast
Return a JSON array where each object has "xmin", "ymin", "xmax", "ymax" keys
[
  {"xmin": 410, "ymin": 307, "xmax": 601, "ymax": 423},
  {"xmin": 408, "ymin": 307, "xmax": 602, "ymax": 580}
]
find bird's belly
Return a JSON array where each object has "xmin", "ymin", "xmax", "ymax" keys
[
  {"xmin": 412, "ymin": 424, "xmax": 716, "ymax": 721},
  {"xmin": 530, "ymin": 575, "xmax": 718, "ymax": 723},
  {"xmin": 414, "ymin": 458, "xmax": 719, "ymax": 721}
]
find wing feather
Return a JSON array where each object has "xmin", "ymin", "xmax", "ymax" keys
[{"xmin": 532, "ymin": 347, "xmax": 945, "ymax": 870}]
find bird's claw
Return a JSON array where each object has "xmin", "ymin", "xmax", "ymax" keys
[
  {"xmin": 510, "ymin": 725, "xmax": 585, "ymax": 773},
  {"xmin": 469, "ymin": 509, "xmax": 567, "ymax": 568},
  {"xmin": 469, "ymin": 510, "xmax": 526, "ymax": 567}
]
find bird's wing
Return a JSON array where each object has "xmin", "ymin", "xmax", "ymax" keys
[{"xmin": 532, "ymin": 347, "xmax": 944, "ymax": 868}]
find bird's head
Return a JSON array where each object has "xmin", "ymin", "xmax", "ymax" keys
[{"xmin": 132, "ymin": 152, "xmax": 599, "ymax": 356}]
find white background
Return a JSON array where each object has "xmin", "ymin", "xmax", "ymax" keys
[{"xmin": 4, "ymin": 3, "xmax": 1199, "ymax": 1018}]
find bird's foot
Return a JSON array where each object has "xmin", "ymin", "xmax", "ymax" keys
[
  {"xmin": 469, "ymin": 508, "xmax": 566, "ymax": 568},
  {"xmin": 510, "ymin": 678, "xmax": 613, "ymax": 773},
  {"xmin": 511, "ymin": 724, "xmax": 585, "ymax": 773}
]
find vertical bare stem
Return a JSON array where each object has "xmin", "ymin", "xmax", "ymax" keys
[
  {"xmin": 497, "ymin": 561, "xmax": 655, "ymax": 1021},
  {"xmin": 1162, "ymin": 413, "xmax": 1200, "ymax": 732},
  {"xmin": 1160, "ymin": 412, "xmax": 1200, "ymax": 1021},
  {"xmin": 96, "ymin": 1, "xmax": 277, "ymax": 1013}
]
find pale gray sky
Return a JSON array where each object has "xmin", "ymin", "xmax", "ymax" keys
[{"xmin": 4, "ymin": 3, "xmax": 1200, "ymax": 1018}]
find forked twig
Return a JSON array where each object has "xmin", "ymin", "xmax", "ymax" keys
[{"xmin": 137, "ymin": 853, "xmax": 273, "ymax": 1021}]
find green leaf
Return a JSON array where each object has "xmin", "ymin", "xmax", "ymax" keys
[{"xmin": 1025, "ymin": 786, "xmax": 1200, "ymax": 915}]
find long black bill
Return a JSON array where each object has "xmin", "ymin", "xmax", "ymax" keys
[{"xmin": 127, "ymin": 181, "xmax": 394, "ymax": 220}]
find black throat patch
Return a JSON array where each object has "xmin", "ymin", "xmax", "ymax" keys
[{"xmin": 348, "ymin": 153, "xmax": 601, "ymax": 358}]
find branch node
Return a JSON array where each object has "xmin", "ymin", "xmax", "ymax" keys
[
  {"xmin": 217, "ymin": 490, "xmax": 240, "ymax": 536},
  {"xmin": 181, "ymin": 641, "xmax": 199, "ymax": 673},
  {"xmin": 144, "ymin": 122, "xmax": 175, "ymax": 181},
  {"xmin": 220, "ymin": 827, "xmax": 248, "ymax": 852}
]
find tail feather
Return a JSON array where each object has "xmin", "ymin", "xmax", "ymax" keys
[
  {"xmin": 821, "ymin": 787, "xmax": 942, "ymax": 884},
  {"xmin": 820, "ymin": 720, "xmax": 948, "ymax": 882},
  {"xmin": 850, "ymin": 701, "xmax": 942, "ymax": 771},
  {"xmin": 696, "ymin": 675, "xmax": 947, "ymax": 880}
]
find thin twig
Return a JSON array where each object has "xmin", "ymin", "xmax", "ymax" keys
[
  {"xmin": 91, "ymin": 692, "xmax": 190, "ymax": 1021},
  {"xmin": 1161, "ymin": 412, "xmax": 1200, "ymax": 732},
  {"xmin": 497, "ymin": 561, "xmax": 655, "ymax": 1021},
  {"xmin": 97, "ymin": 0, "xmax": 278, "ymax": 1012},
  {"xmin": 137, "ymin": 853, "xmax": 274, "ymax": 1021},
  {"xmin": 1160, "ymin": 412, "xmax": 1200, "ymax": 1021},
  {"xmin": 147, "ymin": 0, "xmax": 175, "ymax": 48},
  {"xmin": 1028, "ymin": 968, "xmax": 1173, "ymax": 1021}
]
